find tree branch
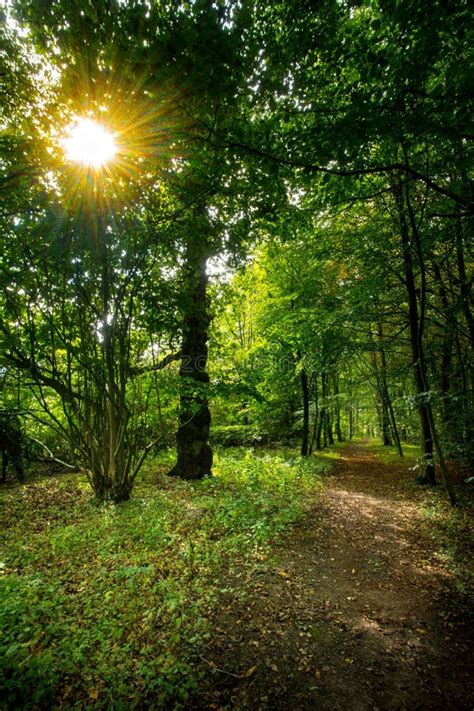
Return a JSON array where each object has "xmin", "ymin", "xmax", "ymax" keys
[{"xmin": 129, "ymin": 351, "xmax": 182, "ymax": 376}]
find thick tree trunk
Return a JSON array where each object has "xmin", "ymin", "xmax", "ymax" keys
[{"xmin": 169, "ymin": 232, "xmax": 212, "ymax": 480}]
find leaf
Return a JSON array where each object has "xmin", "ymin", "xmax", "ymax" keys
[{"xmin": 244, "ymin": 665, "xmax": 257, "ymax": 678}]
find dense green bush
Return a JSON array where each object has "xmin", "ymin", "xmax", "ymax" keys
[{"xmin": 210, "ymin": 424, "xmax": 263, "ymax": 447}]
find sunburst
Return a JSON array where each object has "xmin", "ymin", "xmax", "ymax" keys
[{"xmin": 62, "ymin": 118, "xmax": 117, "ymax": 169}]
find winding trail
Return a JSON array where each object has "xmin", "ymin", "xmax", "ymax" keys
[{"xmin": 196, "ymin": 442, "xmax": 473, "ymax": 710}]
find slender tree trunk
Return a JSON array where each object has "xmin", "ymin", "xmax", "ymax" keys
[
  {"xmin": 333, "ymin": 374, "xmax": 344, "ymax": 442},
  {"xmin": 300, "ymin": 363, "xmax": 310, "ymax": 456},
  {"xmin": 370, "ymin": 342, "xmax": 391, "ymax": 446},
  {"xmin": 316, "ymin": 411, "xmax": 325, "ymax": 451},
  {"xmin": 381, "ymin": 405, "xmax": 392, "ymax": 446},
  {"xmin": 169, "ymin": 227, "xmax": 212, "ymax": 480},
  {"xmin": 377, "ymin": 321, "xmax": 403, "ymax": 456},
  {"xmin": 395, "ymin": 181, "xmax": 456, "ymax": 505},
  {"xmin": 432, "ymin": 261, "xmax": 455, "ymax": 440},
  {"xmin": 348, "ymin": 406, "xmax": 354, "ymax": 440},
  {"xmin": 393, "ymin": 182, "xmax": 435, "ymax": 484},
  {"xmin": 454, "ymin": 334, "xmax": 474, "ymax": 464},
  {"xmin": 318, "ymin": 373, "xmax": 327, "ymax": 450},
  {"xmin": 309, "ymin": 374, "xmax": 319, "ymax": 454},
  {"xmin": 456, "ymin": 213, "xmax": 474, "ymax": 347},
  {"xmin": 326, "ymin": 411, "xmax": 334, "ymax": 445}
]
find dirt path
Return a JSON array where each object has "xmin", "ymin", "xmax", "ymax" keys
[{"xmin": 195, "ymin": 442, "xmax": 473, "ymax": 710}]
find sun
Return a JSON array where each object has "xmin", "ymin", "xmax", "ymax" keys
[{"xmin": 62, "ymin": 118, "xmax": 117, "ymax": 168}]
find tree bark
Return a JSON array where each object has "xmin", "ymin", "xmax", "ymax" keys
[
  {"xmin": 395, "ymin": 181, "xmax": 456, "ymax": 505},
  {"xmin": 455, "ymin": 213, "xmax": 474, "ymax": 347},
  {"xmin": 300, "ymin": 362, "xmax": 310, "ymax": 456},
  {"xmin": 333, "ymin": 374, "xmax": 344, "ymax": 443},
  {"xmin": 377, "ymin": 321, "xmax": 403, "ymax": 456},
  {"xmin": 326, "ymin": 411, "xmax": 334, "ymax": 445},
  {"xmin": 393, "ymin": 182, "xmax": 435, "ymax": 484},
  {"xmin": 317, "ymin": 373, "xmax": 327, "ymax": 450},
  {"xmin": 169, "ymin": 227, "xmax": 212, "ymax": 480},
  {"xmin": 309, "ymin": 373, "xmax": 319, "ymax": 454}
]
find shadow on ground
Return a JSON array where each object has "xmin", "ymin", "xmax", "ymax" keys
[{"xmin": 192, "ymin": 442, "xmax": 473, "ymax": 710}]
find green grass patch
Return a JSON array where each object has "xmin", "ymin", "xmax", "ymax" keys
[
  {"xmin": 313, "ymin": 441, "xmax": 348, "ymax": 461},
  {"xmin": 364, "ymin": 439, "xmax": 421, "ymax": 464},
  {"xmin": 0, "ymin": 448, "xmax": 326, "ymax": 708}
]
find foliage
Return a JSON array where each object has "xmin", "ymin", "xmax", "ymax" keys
[
  {"xmin": 210, "ymin": 424, "xmax": 261, "ymax": 447},
  {"xmin": 0, "ymin": 448, "xmax": 326, "ymax": 707},
  {"xmin": 417, "ymin": 490, "xmax": 474, "ymax": 611}
]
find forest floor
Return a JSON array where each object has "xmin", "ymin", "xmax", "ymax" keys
[{"xmin": 195, "ymin": 441, "xmax": 473, "ymax": 710}]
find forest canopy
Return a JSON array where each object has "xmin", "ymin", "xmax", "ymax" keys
[
  {"xmin": 0, "ymin": 0, "xmax": 472, "ymax": 503},
  {"xmin": 1, "ymin": 2, "xmax": 473, "ymax": 709}
]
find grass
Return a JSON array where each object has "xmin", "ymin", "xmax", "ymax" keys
[
  {"xmin": 364, "ymin": 439, "xmax": 421, "ymax": 464},
  {"xmin": 0, "ymin": 448, "xmax": 328, "ymax": 708},
  {"xmin": 313, "ymin": 441, "xmax": 346, "ymax": 461}
]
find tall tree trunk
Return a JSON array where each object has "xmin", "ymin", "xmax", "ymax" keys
[
  {"xmin": 333, "ymin": 374, "xmax": 344, "ymax": 442},
  {"xmin": 395, "ymin": 181, "xmax": 456, "ymax": 505},
  {"xmin": 393, "ymin": 182, "xmax": 435, "ymax": 484},
  {"xmin": 300, "ymin": 361, "xmax": 310, "ymax": 456},
  {"xmin": 377, "ymin": 321, "xmax": 403, "ymax": 456},
  {"xmin": 454, "ymin": 333, "xmax": 474, "ymax": 461},
  {"xmin": 381, "ymin": 404, "xmax": 392, "ymax": 446},
  {"xmin": 309, "ymin": 373, "xmax": 319, "ymax": 454},
  {"xmin": 169, "ymin": 228, "xmax": 212, "ymax": 480},
  {"xmin": 432, "ymin": 261, "xmax": 455, "ymax": 440},
  {"xmin": 316, "ymin": 410, "xmax": 325, "ymax": 451},
  {"xmin": 456, "ymin": 213, "xmax": 474, "ymax": 347},
  {"xmin": 348, "ymin": 405, "xmax": 354, "ymax": 440},
  {"xmin": 326, "ymin": 411, "xmax": 334, "ymax": 445},
  {"xmin": 405, "ymin": 186, "xmax": 456, "ymax": 504},
  {"xmin": 318, "ymin": 373, "xmax": 327, "ymax": 450},
  {"xmin": 370, "ymin": 344, "xmax": 390, "ymax": 446}
]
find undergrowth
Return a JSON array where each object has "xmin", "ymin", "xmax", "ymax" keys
[
  {"xmin": 416, "ymin": 486, "xmax": 474, "ymax": 616},
  {"xmin": 367, "ymin": 440, "xmax": 473, "ymax": 622},
  {"xmin": 0, "ymin": 449, "xmax": 327, "ymax": 709}
]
